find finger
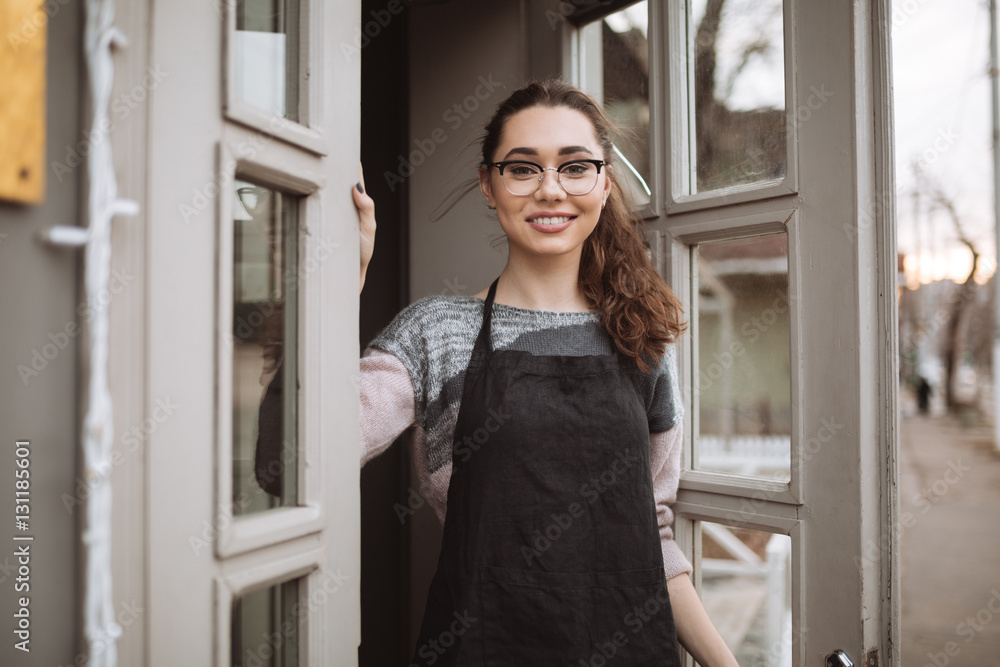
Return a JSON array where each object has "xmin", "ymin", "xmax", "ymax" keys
[{"xmin": 352, "ymin": 179, "xmax": 373, "ymax": 212}]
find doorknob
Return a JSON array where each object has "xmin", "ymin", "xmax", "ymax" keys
[{"xmin": 826, "ymin": 650, "xmax": 854, "ymax": 667}]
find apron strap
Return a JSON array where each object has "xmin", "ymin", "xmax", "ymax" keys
[{"xmin": 476, "ymin": 276, "xmax": 500, "ymax": 354}]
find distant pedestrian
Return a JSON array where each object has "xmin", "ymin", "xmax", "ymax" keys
[{"xmin": 916, "ymin": 376, "xmax": 932, "ymax": 415}]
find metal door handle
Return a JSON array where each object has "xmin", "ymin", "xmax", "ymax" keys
[{"xmin": 826, "ymin": 650, "xmax": 854, "ymax": 667}]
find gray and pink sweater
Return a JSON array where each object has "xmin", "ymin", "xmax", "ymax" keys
[{"xmin": 359, "ymin": 294, "xmax": 692, "ymax": 579}]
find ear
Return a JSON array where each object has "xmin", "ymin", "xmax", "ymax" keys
[
  {"xmin": 478, "ymin": 165, "xmax": 495, "ymax": 207},
  {"xmin": 601, "ymin": 164, "xmax": 613, "ymax": 204}
]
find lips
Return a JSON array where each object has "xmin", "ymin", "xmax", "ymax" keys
[{"xmin": 525, "ymin": 213, "xmax": 576, "ymax": 233}]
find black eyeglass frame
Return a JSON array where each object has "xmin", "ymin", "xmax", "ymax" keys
[{"xmin": 486, "ymin": 158, "xmax": 608, "ymax": 196}]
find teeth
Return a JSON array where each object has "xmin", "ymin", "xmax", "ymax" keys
[{"xmin": 531, "ymin": 216, "xmax": 571, "ymax": 225}]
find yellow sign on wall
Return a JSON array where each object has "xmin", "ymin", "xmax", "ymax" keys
[{"xmin": 0, "ymin": 0, "xmax": 46, "ymax": 204}]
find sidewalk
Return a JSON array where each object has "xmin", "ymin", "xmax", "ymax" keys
[{"xmin": 900, "ymin": 414, "xmax": 1000, "ymax": 666}]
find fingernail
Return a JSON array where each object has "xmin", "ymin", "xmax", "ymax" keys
[{"xmin": 356, "ymin": 182, "xmax": 364, "ymax": 194}]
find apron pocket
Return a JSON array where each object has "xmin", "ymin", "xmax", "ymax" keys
[{"xmin": 479, "ymin": 565, "xmax": 679, "ymax": 667}]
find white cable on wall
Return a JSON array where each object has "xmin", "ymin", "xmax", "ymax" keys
[{"xmin": 75, "ymin": 0, "xmax": 137, "ymax": 664}]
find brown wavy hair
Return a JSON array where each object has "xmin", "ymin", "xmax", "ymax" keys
[{"xmin": 481, "ymin": 80, "xmax": 686, "ymax": 373}]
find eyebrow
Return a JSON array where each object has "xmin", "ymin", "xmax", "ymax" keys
[{"xmin": 501, "ymin": 145, "xmax": 595, "ymax": 160}]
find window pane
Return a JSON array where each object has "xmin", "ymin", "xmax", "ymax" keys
[
  {"xmin": 233, "ymin": 180, "xmax": 298, "ymax": 515},
  {"xmin": 697, "ymin": 521, "xmax": 792, "ymax": 665},
  {"xmin": 582, "ymin": 2, "xmax": 652, "ymax": 208},
  {"xmin": 695, "ymin": 234, "xmax": 790, "ymax": 481},
  {"xmin": 690, "ymin": 0, "xmax": 785, "ymax": 193},
  {"xmin": 234, "ymin": 0, "xmax": 300, "ymax": 120},
  {"xmin": 232, "ymin": 578, "xmax": 300, "ymax": 666}
]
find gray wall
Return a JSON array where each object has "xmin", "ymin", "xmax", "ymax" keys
[
  {"xmin": 407, "ymin": 0, "xmax": 566, "ymax": 301},
  {"xmin": 0, "ymin": 2, "xmax": 83, "ymax": 665}
]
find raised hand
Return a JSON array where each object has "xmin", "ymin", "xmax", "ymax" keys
[{"xmin": 353, "ymin": 165, "xmax": 376, "ymax": 294}]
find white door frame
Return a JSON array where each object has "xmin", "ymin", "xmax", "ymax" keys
[{"xmin": 662, "ymin": 2, "xmax": 899, "ymax": 664}]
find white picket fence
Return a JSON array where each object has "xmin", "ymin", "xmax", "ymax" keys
[{"xmin": 697, "ymin": 435, "xmax": 791, "ymax": 477}]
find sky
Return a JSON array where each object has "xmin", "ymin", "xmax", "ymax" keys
[{"xmin": 892, "ymin": 0, "xmax": 996, "ymax": 286}]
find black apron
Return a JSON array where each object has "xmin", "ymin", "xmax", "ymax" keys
[{"xmin": 409, "ymin": 276, "xmax": 681, "ymax": 667}]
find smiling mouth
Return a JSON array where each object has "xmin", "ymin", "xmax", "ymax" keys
[{"xmin": 529, "ymin": 216, "xmax": 575, "ymax": 225}]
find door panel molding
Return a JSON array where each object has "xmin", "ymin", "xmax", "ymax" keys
[
  {"xmin": 214, "ymin": 545, "xmax": 326, "ymax": 666},
  {"xmin": 221, "ymin": 0, "xmax": 328, "ymax": 154},
  {"xmin": 213, "ymin": 140, "xmax": 327, "ymax": 558}
]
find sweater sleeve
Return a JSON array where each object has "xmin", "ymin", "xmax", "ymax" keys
[
  {"xmin": 647, "ymin": 343, "xmax": 684, "ymax": 433},
  {"xmin": 650, "ymin": 421, "xmax": 693, "ymax": 579},
  {"xmin": 360, "ymin": 347, "xmax": 417, "ymax": 467}
]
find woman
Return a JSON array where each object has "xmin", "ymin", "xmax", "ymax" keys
[{"xmin": 354, "ymin": 80, "xmax": 737, "ymax": 666}]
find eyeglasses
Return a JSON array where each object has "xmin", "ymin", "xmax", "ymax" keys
[{"xmin": 487, "ymin": 159, "xmax": 606, "ymax": 196}]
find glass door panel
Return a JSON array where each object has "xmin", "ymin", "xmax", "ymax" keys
[
  {"xmin": 689, "ymin": 0, "xmax": 786, "ymax": 193},
  {"xmin": 695, "ymin": 233, "xmax": 791, "ymax": 481},
  {"xmin": 231, "ymin": 577, "xmax": 301, "ymax": 666},
  {"xmin": 232, "ymin": 180, "xmax": 299, "ymax": 515},
  {"xmin": 234, "ymin": 0, "xmax": 301, "ymax": 120}
]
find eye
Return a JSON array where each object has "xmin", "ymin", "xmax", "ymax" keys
[
  {"xmin": 560, "ymin": 161, "xmax": 594, "ymax": 177},
  {"xmin": 505, "ymin": 163, "xmax": 540, "ymax": 179}
]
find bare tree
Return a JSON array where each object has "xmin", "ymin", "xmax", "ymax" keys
[
  {"xmin": 922, "ymin": 175, "xmax": 981, "ymax": 411},
  {"xmin": 693, "ymin": 0, "xmax": 785, "ymax": 191}
]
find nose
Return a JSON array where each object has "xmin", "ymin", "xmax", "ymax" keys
[{"xmin": 534, "ymin": 167, "xmax": 566, "ymax": 200}]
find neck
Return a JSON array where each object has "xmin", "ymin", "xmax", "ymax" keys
[{"xmin": 495, "ymin": 250, "xmax": 592, "ymax": 312}]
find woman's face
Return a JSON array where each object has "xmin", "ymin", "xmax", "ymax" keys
[{"xmin": 479, "ymin": 105, "xmax": 612, "ymax": 262}]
